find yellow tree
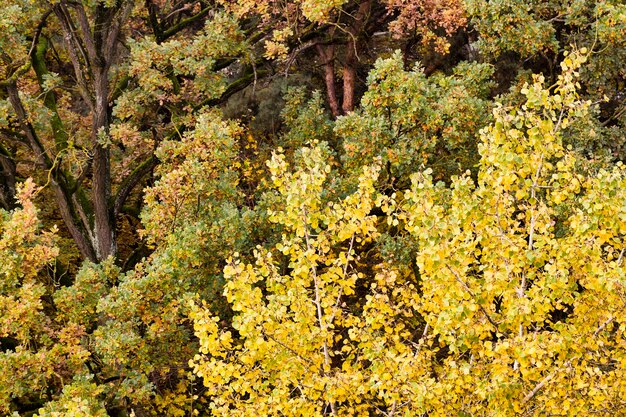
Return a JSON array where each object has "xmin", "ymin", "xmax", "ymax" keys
[
  {"xmin": 192, "ymin": 50, "xmax": 626, "ymax": 416},
  {"xmin": 398, "ymin": 49, "xmax": 626, "ymax": 415},
  {"xmin": 190, "ymin": 142, "xmax": 433, "ymax": 415}
]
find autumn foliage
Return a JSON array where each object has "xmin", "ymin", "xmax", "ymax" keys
[
  {"xmin": 1, "ymin": 0, "xmax": 626, "ymax": 416},
  {"xmin": 190, "ymin": 51, "xmax": 626, "ymax": 416}
]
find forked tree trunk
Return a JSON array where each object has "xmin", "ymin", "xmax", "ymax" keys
[
  {"xmin": 317, "ymin": 44, "xmax": 342, "ymax": 117},
  {"xmin": 318, "ymin": 0, "xmax": 372, "ymax": 116},
  {"xmin": 341, "ymin": 0, "xmax": 371, "ymax": 114}
]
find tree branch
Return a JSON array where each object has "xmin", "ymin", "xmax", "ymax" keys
[
  {"xmin": 104, "ymin": 1, "xmax": 133, "ymax": 64},
  {"xmin": 0, "ymin": 61, "xmax": 32, "ymax": 88},
  {"xmin": 160, "ymin": 6, "xmax": 212, "ymax": 42},
  {"xmin": 113, "ymin": 155, "xmax": 158, "ymax": 217},
  {"xmin": 31, "ymin": 36, "xmax": 70, "ymax": 152},
  {"xmin": 70, "ymin": 1, "xmax": 98, "ymax": 67},
  {"xmin": 446, "ymin": 265, "xmax": 499, "ymax": 331},
  {"xmin": 53, "ymin": 3, "xmax": 95, "ymax": 108},
  {"xmin": 5, "ymin": 82, "xmax": 97, "ymax": 261}
]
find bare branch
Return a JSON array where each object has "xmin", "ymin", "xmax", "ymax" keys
[
  {"xmin": 593, "ymin": 316, "xmax": 614, "ymax": 337},
  {"xmin": 104, "ymin": 1, "xmax": 134, "ymax": 64},
  {"xmin": 446, "ymin": 265, "xmax": 499, "ymax": 331},
  {"xmin": 53, "ymin": 3, "xmax": 95, "ymax": 107},
  {"xmin": 70, "ymin": 1, "xmax": 98, "ymax": 66}
]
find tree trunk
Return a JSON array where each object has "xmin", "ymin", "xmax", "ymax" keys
[
  {"xmin": 53, "ymin": 0, "xmax": 131, "ymax": 261},
  {"xmin": 0, "ymin": 145, "xmax": 16, "ymax": 210},
  {"xmin": 92, "ymin": 69, "xmax": 116, "ymax": 259},
  {"xmin": 341, "ymin": 0, "xmax": 372, "ymax": 114},
  {"xmin": 317, "ymin": 44, "xmax": 342, "ymax": 117},
  {"xmin": 342, "ymin": 44, "xmax": 357, "ymax": 114},
  {"xmin": 6, "ymin": 83, "xmax": 99, "ymax": 261}
]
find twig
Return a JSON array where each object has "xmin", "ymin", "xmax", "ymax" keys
[
  {"xmin": 446, "ymin": 265, "xmax": 499, "ymax": 331},
  {"xmin": 593, "ymin": 316, "xmax": 614, "ymax": 337},
  {"xmin": 617, "ymin": 248, "xmax": 625, "ymax": 266},
  {"xmin": 303, "ymin": 208, "xmax": 337, "ymax": 416},
  {"xmin": 522, "ymin": 371, "xmax": 555, "ymax": 403}
]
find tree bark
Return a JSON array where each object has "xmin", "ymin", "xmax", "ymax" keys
[
  {"xmin": 342, "ymin": 44, "xmax": 357, "ymax": 114},
  {"xmin": 92, "ymin": 69, "xmax": 115, "ymax": 259},
  {"xmin": 341, "ymin": 0, "xmax": 372, "ymax": 114},
  {"xmin": 0, "ymin": 144, "xmax": 16, "ymax": 210},
  {"xmin": 317, "ymin": 44, "xmax": 342, "ymax": 117},
  {"xmin": 5, "ymin": 82, "xmax": 98, "ymax": 261}
]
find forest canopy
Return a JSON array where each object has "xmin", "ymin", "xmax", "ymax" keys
[{"xmin": 1, "ymin": 0, "xmax": 626, "ymax": 415}]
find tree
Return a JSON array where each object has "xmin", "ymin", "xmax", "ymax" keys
[
  {"xmin": 397, "ymin": 49, "xmax": 626, "ymax": 415},
  {"xmin": 1, "ymin": 0, "xmax": 134, "ymax": 261},
  {"xmin": 190, "ymin": 142, "xmax": 409, "ymax": 415},
  {"xmin": 0, "ymin": 180, "xmax": 93, "ymax": 415},
  {"xmin": 191, "ymin": 50, "xmax": 626, "ymax": 416},
  {"xmin": 465, "ymin": 0, "xmax": 626, "ymax": 159},
  {"xmin": 2, "ymin": 0, "xmax": 626, "ymax": 414},
  {"xmin": 216, "ymin": 0, "xmax": 467, "ymax": 117},
  {"xmin": 336, "ymin": 51, "xmax": 493, "ymax": 187},
  {"xmin": 0, "ymin": 0, "xmax": 254, "ymax": 263}
]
